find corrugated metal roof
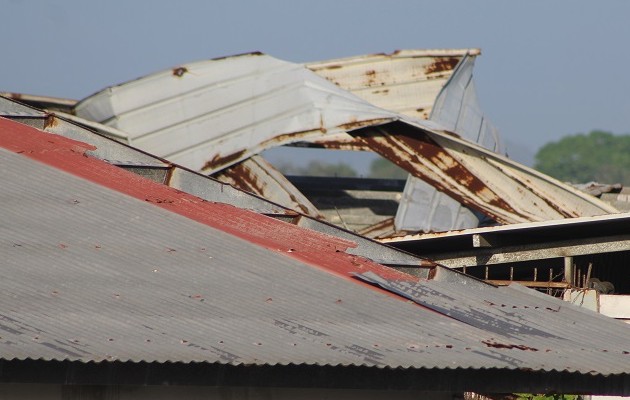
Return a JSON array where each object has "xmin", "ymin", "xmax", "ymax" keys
[
  {"xmin": 0, "ymin": 95, "xmax": 426, "ymax": 268},
  {"xmin": 73, "ymin": 52, "xmax": 616, "ymax": 226},
  {"xmin": 1, "ymin": 117, "xmax": 630, "ymax": 378}
]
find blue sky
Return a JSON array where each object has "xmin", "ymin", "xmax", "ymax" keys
[{"xmin": 2, "ymin": 0, "xmax": 630, "ymax": 167}]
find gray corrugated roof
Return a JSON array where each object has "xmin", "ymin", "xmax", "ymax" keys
[
  {"xmin": 0, "ymin": 95, "xmax": 427, "ymax": 269},
  {"xmin": 1, "ymin": 125, "xmax": 630, "ymax": 376}
]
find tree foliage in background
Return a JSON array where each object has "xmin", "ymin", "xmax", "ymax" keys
[
  {"xmin": 368, "ymin": 157, "xmax": 408, "ymax": 179},
  {"xmin": 534, "ymin": 130, "xmax": 630, "ymax": 185},
  {"xmin": 275, "ymin": 157, "xmax": 410, "ymax": 179},
  {"xmin": 277, "ymin": 160, "xmax": 358, "ymax": 177}
]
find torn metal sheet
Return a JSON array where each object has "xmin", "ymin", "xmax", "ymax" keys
[
  {"xmin": 307, "ymin": 49, "xmax": 478, "ymax": 120},
  {"xmin": 395, "ymin": 54, "xmax": 504, "ymax": 233},
  {"xmin": 310, "ymin": 50, "xmax": 487, "ymax": 233},
  {"xmin": 74, "ymin": 53, "xmax": 397, "ymax": 174},
  {"xmin": 73, "ymin": 52, "xmax": 617, "ymax": 225},
  {"xmin": 352, "ymin": 120, "xmax": 617, "ymax": 224}
]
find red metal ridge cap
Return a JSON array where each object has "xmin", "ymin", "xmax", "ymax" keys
[{"xmin": 0, "ymin": 117, "xmax": 417, "ymax": 292}]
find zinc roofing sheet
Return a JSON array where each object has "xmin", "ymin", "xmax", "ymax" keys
[
  {"xmin": 306, "ymin": 49, "xmax": 478, "ymax": 120},
  {"xmin": 1, "ymin": 118, "xmax": 629, "ymax": 376},
  {"xmin": 72, "ymin": 52, "xmax": 616, "ymax": 226}
]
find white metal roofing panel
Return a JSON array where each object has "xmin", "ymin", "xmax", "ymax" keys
[
  {"xmin": 307, "ymin": 49, "xmax": 478, "ymax": 120},
  {"xmin": 72, "ymin": 52, "xmax": 616, "ymax": 224},
  {"xmin": 75, "ymin": 53, "xmax": 396, "ymax": 173},
  {"xmin": 395, "ymin": 55, "xmax": 503, "ymax": 232}
]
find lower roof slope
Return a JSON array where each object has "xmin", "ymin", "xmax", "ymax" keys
[{"xmin": 0, "ymin": 117, "xmax": 629, "ymax": 390}]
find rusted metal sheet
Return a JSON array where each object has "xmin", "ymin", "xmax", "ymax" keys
[
  {"xmin": 213, "ymin": 155, "xmax": 323, "ymax": 218},
  {"xmin": 72, "ymin": 52, "xmax": 616, "ymax": 226},
  {"xmin": 395, "ymin": 54, "xmax": 502, "ymax": 233},
  {"xmin": 351, "ymin": 120, "xmax": 617, "ymax": 225},
  {"xmin": 307, "ymin": 49, "xmax": 479, "ymax": 120},
  {"xmin": 74, "ymin": 53, "xmax": 398, "ymax": 174}
]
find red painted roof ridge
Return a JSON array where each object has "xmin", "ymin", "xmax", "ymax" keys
[{"xmin": 0, "ymin": 117, "xmax": 417, "ymax": 289}]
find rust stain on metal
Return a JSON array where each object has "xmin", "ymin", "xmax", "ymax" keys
[
  {"xmin": 351, "ymin": 124, "xmax": 527, "ymax": 223},
  {"xmin": 256, "ymin": 118, "xmax": 392, "ymax": 151},
  {"xmin": 288, "ymin": 193, "xmax": 311, "ymax": 215},
  {"xmin": 201, "ymin": 149, "xmax": 246, "ymax": 172},
  {"xmin": 6, "ymin": 92, "xmax": 22, "ymax": 100},
  {"xmin": 338, "ymin": 117, "xmax": 392, "ymax": 132},
  {"xmin": 163, "ymin": 165, "xmax": 176, "ymax": 186},
  {"xmin": 257, "ymin": 130, "xmax": 318, "ymax": 149},
  {"xmin": 43, "ymin": 115, "xmax": 59, "ymax": 129},
  {"xmin": 217, "ymin": 163, "xmax": 264, "ymax": 195},
  {"xmin": 323, "ymin": 64, "xmax": 343, "ymax": 70},
  {"xmin": 217, "ymin": 162, "xmax": 315, "ymax": 217},
  {"xmin": 487, "ymin": 160, "xmax": 580, "ymax": 219},
  {"xmin": 172, "ymin": 67, "xmax": 188, "ymax": 77},
  {"xmin": 364, "ymin": 69, "xmax": 381, "ymax": 86},
  {"xmin": 319, "ymin": 114, "xmax": 327, "ymax": 133},
  {"xmin": 482, "ymin": 340, "xmax": 538, "ymax": 351},
  {"xmin": 424, "ymin": 57, "xmax": 460, "ymax": 75},
  {"xmin": 310, "ymin": 138, "xmax": 372, "ymax": 151},
  {"xmin": 358, "ymin": 217, "xmax": 395, "ymax": 237}
]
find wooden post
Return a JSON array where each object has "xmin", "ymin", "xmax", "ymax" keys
[{"xmin": 564, "ymin": 256, "xmax": 574, "ymax": 286}]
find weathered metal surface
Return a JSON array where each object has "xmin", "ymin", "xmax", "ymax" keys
[
  {"xmin": 309, "ymin": 50, "xmax": 490, "ymax": 234},
  {"xmin": 355, "ymin": 271, "xmax": 630, "ymax": 374},
  {"xmin": 0, "ymin": 97, "xmax": 428, "ymax": 268},
  {"xmin": 3, "ymin": 119, "xmax": 630, "ymax": 383},
  {"xmin": 72, "ymin": 52, "xmax": 616, "ymax": 225},
  {"xmin": 74, "ymin": 53, "xmax": 397, "ymax": 174},
  {"xmin": 352, "ymin": 120, "xmax": 617, "ymax": 225},
  {"xmin": 396, "ymin": 54, "xmax": 502, "ymax": 233},
  {"xmin": 307, "ymin": 49, "xmax": 478, "ymax": 120},
  {"xmin": 214, "ymin": 155, "xmax": 323, "ymax": 218}
]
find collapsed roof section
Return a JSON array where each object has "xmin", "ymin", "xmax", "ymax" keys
[{"xmin": 73, "ymin": 51, "xmax": 616, "ymax": 231}]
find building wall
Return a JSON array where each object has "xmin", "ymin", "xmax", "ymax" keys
[{"xmin": 0, "ymin": 384, "xmax": 456, "ymax": 400}]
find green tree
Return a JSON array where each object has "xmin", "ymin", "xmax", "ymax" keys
[
  {"xmin": 368, "ymin": 157, "xmax": 408, "ymax": 179},
  {"xmin": 534, "ymin": 130, "xmax": 630, "ymax": 185},
  {"xmin": 277, "ymin": 160, "xmax": 358, "ymax": 177}
]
